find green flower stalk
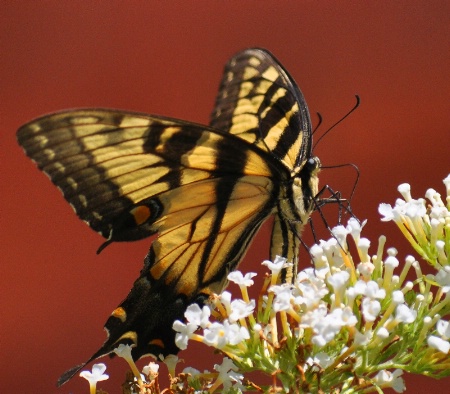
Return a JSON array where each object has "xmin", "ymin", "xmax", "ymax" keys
[{"xmin": 80, "ymin": 174, "xmax": 450, "ymax": 393}]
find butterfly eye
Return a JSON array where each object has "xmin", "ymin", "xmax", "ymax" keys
[{"xmin": 305, "ymin": 157, "xmax": 320, "ymax": 172}]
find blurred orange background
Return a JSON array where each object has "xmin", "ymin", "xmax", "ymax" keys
[{"xmin": 1, "ymin": 2, "xmax": 449, "ymax": 393}]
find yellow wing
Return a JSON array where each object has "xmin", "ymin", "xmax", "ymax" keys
[
  {"xmin": 18, "ymin": 109, "xmax": 281, "ymax": 243},
  {"xmin": 211, "ymin": 48, "xmax": 319, "ymax": 274},
  {"xmin": 211, "ymin": 48, "xmax": 313, "ymax": 172}
]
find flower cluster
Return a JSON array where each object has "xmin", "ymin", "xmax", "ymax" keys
[
  {"xmin": 79, "ymin": 174, "xmax": 450, "ymax": 393},
  {"xmin": 379, "ymin": 175, "xmax": 450, "ymax": 267}
]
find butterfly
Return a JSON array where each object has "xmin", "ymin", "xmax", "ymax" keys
[{"xmin": 16, "ymin": 48, "xmax": 320, "ymax": 386}]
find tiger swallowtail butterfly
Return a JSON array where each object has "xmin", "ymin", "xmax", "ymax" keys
[{"xmin": 17, "ymin": 48, "xmax": 320, "ymax": 386}]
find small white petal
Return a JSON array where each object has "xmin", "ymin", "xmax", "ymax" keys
[
  {"xmin": 397, "ymin": 183, "xmax": 411, "ymax": 201},
  {"xmin": 80, "ymin": 363, "xmax": 109, "ymax": 384},
  {"xmin": 427, "ymin": 335, "xmax": 450, "ymax": 354},
  {"xmin": 142, "ymin": 362, "xmax": 159, "ymax": 376},
  {"xmin": 392, "ymin": 291, "xmax": 404, "ymax": 304},
  {"xmin": 436, "ymin": 319, "xmax": 450, "ymax": 339},
  {"xmin": 385, "ymin": 255, "xmax": 400, "ymax": 269},
  {"xmin": 114, "ymin": 344, "xmax": 133, "ymax": 359},
  {"xmin": 379, "ymin": 203, "xmax": 395, "ymax": 221},
  {"xmin": 227, "ymin": 271, "xmax": 257, "ymax": 287},
  {"xmin": 376, "ymin": 327, "xmax": 390, "ymax": 339},
  {"xmin": 327, "ymin": 271, "xmax": 350, "ymax": 291},
  {"xmin": 362, "ymin": 298, "xmax": 381, "ymax": 321},
  {"xmin": 443, "ymin": 174, "xmax": 450, "ymax": 195},
  {"xmin": 395, "ymin": 304, "xmax": 416, "ymax": 323}
]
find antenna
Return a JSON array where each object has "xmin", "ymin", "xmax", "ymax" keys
[
  {"xmin": 312, "ymin": 112, "xmax": 323, "ymax": 135},
  {"xmin": 313, "ymin": 95, "xmax": 360, "ymax": 149}
]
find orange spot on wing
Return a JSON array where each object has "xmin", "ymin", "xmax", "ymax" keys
[
  {"xmin": 111, "ymin": 307, "xmax": 127, "ymax": 322},
  {"xmin": 149, "ymin": 338, "xmax": 165, "ymax": 349},
  {"xmin": 131, "ymin": 205, "xmax": 151, "ymax": 225}
]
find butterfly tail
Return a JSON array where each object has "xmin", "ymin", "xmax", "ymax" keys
[
  {"xmin": 57, "ymin": 258, "xmax": 204, "ymax": 386},
  {"xmin": 57, "ymin": 362, "xmax": 89, "ymax": 387}
]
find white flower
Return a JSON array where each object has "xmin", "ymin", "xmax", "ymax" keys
[
  {"xmin": 305, "ymin": 352, "xmax": 333, "ymax": 370},
  {"xmin": 361, "ymin": 298, "xmax": 381, "ymax": 322},
  {"xmin": 228, "ymin": 370, "xmax": 245, "ymax": 390},
  {"xmin": 405, "ymin": 199, "xmax": 426, "ymax": 219},
  {"xmin": 296, "ymin": 266, "xmax": 328, "ymax": 282},
  {"xmin": 394, "ymin": 304, "xmax": 416, "ymax": 323},
  {"xmin": 222, "ymin": 320, "xmax": 250, "ymax": 345},
  {"xmin": 182, "ymin": 366, "xmax": 201, "ymax": 375},
  {"xmin": 435, "ymin": 266, "xmax": 450, "ymax": 292},
  {"xmin": 443, "ymin": 174, "xmax": 450, "ymax": 195},
  {"xmin": 392, "ymin": 290, "xmax": 405, "ymax": 304},
  {"xmin": 114, "ymin": 343, "xmax": 134, "ymax": 359},
  {"xmin": 293, "ymin": 272, "xmax": 329, "ymax": 310},
  {"xmin": 142, "ymin": 362, "xmax": 159, "ymax": 376},
  {"xmin": 346, "ymin": 217, "xmax": 366, "ymax": 240},
  {"xmin": 327, "ymin": 271, "xmax": 350, "ymax": 292},
  {"xmin": 354, "ymin": 329, "xmax": 372, "ymax": 346},
  {"xmin": 162, "ymin": 354, "xmax": 179, "ymax": 376},
  {"xmin": 219, "ymin": 291, "xmax": 232, "ymax": 312},
  {"xmin": 79, "ymin": 363, "xmax": 109, "ymax": 385},
  {"xmin": 430, "ymin": 206, "xmax": 449, "ymax": 219},
  {"xmin": 262, "ymin": 255, "xmax": 291, "ymax": 274},
  {"xmin": 310, "ymin": 244, "xmax": 327, "ymax": 267},
  {"xmin": 376, "ymin": 327, "xmax": 390, "ymax": 339},
  {"xmin": 357, "ymin": 237, "xmax": 371, "ymax": 263},
  {"xmin": 228, "ymin": 271, "xmax": 257, "ymax": 287},
  {"xmin": 203, "ymin": 322, "xmax": 228, "ymax": 348},
  {"xmin": 338, "ymin": 306, "xmax": 358, "ymax": 327},
  {"xmin": 229, "ymin": 299, "xmax": 255, "ymax": 322},
  {"xmin": 427, "ymin": 335, "xmax": 450, "ymax": 354},
  {"xmin": 185, "ymin": 303, "xmax": 211, "ymax": 328},
  {"xmin": 331, "ymin": 225, "xmax": 349, "ymax": 248},
  {"xmin": 397, "ymin": 183, "xmax": 411, "ymax": 201},
  {"xmin": 436, "ymin": 319, "xmax": 450, "ymax": 339},
  {"xmin": 303, "ymin": 307, "xmax": 351, "ymax": 347},
  {"xmin": 352, "ymin": 280, "xmax": 385, "ymax": 299},
  {"xmin": 378, "ymin": 203, "xmax": 395, "ymax": 221},
  {"xmin": 173, "ymin": 320, "xmax": 198, "ymax": 350},
  {"xmin": 214, "ymin": 357, "xmax": 243, "ymax": 390},
  {"xmin": 270, "ymin": 285, "xmax": 293, "ymax": 312},
  {"xmin": 373, "ymin": 369, "xmax": 405, "ymax": 393},
  {"xmin": 385, "ymin": 255, "xmax": 400, "ymax": 269},
  {"xmin": 357, "ymin": 262, "xmax": 375, "ymax": 279},
  {"xmin": 203, "ymin": 320, "xmax": 249, "ymax": 348},
  {"xmin": 300, "ymin": 304, "xmax": 328, "ymax": 329}
]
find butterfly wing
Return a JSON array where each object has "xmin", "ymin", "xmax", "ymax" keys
[
  {"xmin": 18, "ymin": 109, "xmax": 279, "ymax": 244},
  {"xmin": 211, "ymin": 48, "xmax": 312, "ymax": 172},
  {"xmin": 211, "ymin": 48, "xmax": 319, "ymax": 272},
  {"xmin": 17, "ymin": 108, "xmax": 285, "ymax": 385}
]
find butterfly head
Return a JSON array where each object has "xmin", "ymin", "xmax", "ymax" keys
[{"xmin": 291, "ymin": 156, "xmax": 321, "ymax": 222}]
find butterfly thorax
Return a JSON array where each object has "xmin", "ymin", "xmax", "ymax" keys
[{"xmin": 279, "ymin": 156, "xmax": 320, "ymax": 225}]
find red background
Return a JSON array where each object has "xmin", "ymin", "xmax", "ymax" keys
[{"xmin": 1, "ymin": 2, "xmax": 449, "ymax": 393}]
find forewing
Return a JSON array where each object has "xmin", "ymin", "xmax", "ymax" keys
[
  {"xmin": 17, "ymin": 109, "xmax": 277, "ymax": 244},
  {"xmin": 210, "ymin": 48, "xmax": 312, "ymax": 171}
]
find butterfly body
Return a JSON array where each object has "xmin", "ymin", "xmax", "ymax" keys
[{"xmin": 17, "ymin": 48, "xmax": 320, "ymax": 385}]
